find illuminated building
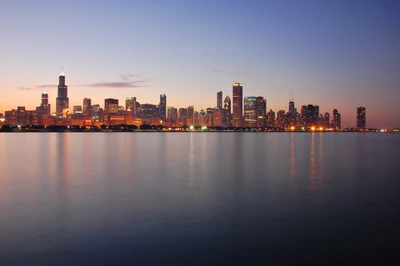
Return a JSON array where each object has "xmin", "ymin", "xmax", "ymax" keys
[
  {"xmin": 244, "ymin": 96, "xmax": 257, "ymax": 127},
  {"xmin": 83, "ymin": 98, "xmax": 91, "ymax": 117},
  {"xmin": 332, "ymin": 109, "xmax": 341, "ymax": 130},
  {"xmin": 56, "ymin": 70, "xmax": 69, "ymax": 117},
  {"xmin": 167, "ymin": 107, "xmax": 178, "ymax": 123},
  {"xmin": 324, "ymin": 112, "xmax": 330, "ymax": 127},
  {"xmin": 223, "ymin": 95, "xmax": 231, "ymax": 126},
  {"xmin": 357, "ymin": 106, "xmax": 366, "ymax": 129},
  {"xmin": 126, "ymin": 97, "xmax": 137, "ymax": 117},
  {"xmin": 277, "ymin": 110, "xmax": 286, "ymax": 129},
  {"xmin": 288, "ymin": 96, "xmax": 297, "ymax": 115},
  {"xmin": 199, "ymin": 109, "xmax": 207, "ymax": 126},
  {"xmin": 232, "ymin": 83, "xmax": 243, "ymax": 127},
  {"xmin": 213, "ymin": 108, "xmax": 223, "ymax": 126},
  {"xmin": 16, "ymin": 106, "xmax": 26, "ymax": 126},
  {"xmin": 105, "ymin": 98, "xmax": 119, "ymax": 114},
  {"xmin": 187, "ymin": 106, "xmax": 194, "ymax": 125},
  {"xmin": 256, "ymin": 96, "xmax": 267, "ymax": 127},
  {"xmin": 141, "ymin": 104, "xmax": 159, "ymax": 118},
  {"xmin": 73, "ymin": 106, "xmax": 82, "ymax": 114},
  {"xmin": 91, "ymin": 104, "xmax": 101, "ymax": 120},
  {"xmin": 5, "ymin": 109, "xmax": 17, "ymax": 126},
  {"xmin": 206, "ymin": 108, "xmax": 214, "ymax": 127},
  {"xmin": 217, "ymin": 91, "xmax": 222, "ymax": 109},
  {"xmin": 36, "ymin": 93, "xmax": 51, "ymax": 115},
  {"xmin": 159, "ymin": 94, "xmax": 167, "ymax": 121},
  {"xmin": 267, "ymin": 109, "xmax": 275, "ymax": 127},
  {"xmin": 302, "ymin": 104, "xmax": 319, "ymax": 128},
  {"xmin": 194, "ymin": 111, "xmax": 199, "ymax": 126}
]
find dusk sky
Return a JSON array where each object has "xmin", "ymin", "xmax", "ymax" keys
[{"xmin": 1, "ymin": 0, "xmax": 399, "ymax": 128}]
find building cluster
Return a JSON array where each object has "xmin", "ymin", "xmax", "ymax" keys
[{"xmin": 0, "ymin": 72, "xmax": 368, "ymax": 131}]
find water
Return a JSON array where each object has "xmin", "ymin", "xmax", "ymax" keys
[{"xmin": 0, "ymin": 133, "xmax": 399, "ymax": 265}]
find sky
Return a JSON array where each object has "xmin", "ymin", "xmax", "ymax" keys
[{"xmin": 1, "ymin": 0, "xmax": 399, "ymax": 128}]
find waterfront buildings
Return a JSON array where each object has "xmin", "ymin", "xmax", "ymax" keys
[
  {"xmin": 232, "ymin": 83, "xmax": 243, "ymax": 127},
  {"xmin": 357, "ymin": 107, "xmax": 366, "ymax": 129},
  {"xmin": 56, "ymin": 71, "xmax": 69, "ymax": 117}
]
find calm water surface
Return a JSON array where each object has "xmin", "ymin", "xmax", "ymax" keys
[{"xmin": 0, "ymin": 133, "xmax": 399, "ymax": 265}]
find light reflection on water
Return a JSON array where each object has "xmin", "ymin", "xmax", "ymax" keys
[{"xmin": 0, "ymin": 132, "xmax": 399, "ymax": 265}]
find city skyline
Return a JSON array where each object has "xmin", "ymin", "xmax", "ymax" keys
[{"xmin": 1, "ymin": 0, "xmax": 399, "ymax": 128}]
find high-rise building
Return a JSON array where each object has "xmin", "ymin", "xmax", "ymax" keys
[
  {"xmin": 187, "ymin": 106, "xmax": 194, "ymax": 125},
  {"xmin": 357, "ymin": 107, "xmax": 366, "ymax": 129},
  {"xmin": 244, "ymin": 96, "xmax": 257, "ymax": 127},
  {"xmin": 159, "ymin": 94, "xmax": 167, "ymax": 121},
  {"xmin": 213, "ymin": 108, "xmax": 223, "ymax": 127},
  {"xmin": 16, "ymin": 106, "xmax": 26, "ymax": 126},
  {"xmin": 267, "ymin": 109, "xmax": 275, "ymax": 127},
  {"xmin": 232, "ymin": 83, "xmax": 243, "ymax": 127},
  {"xmin": 332, "ymin": 109, "xmax": 341, "ymax": 130},
  {"xmin": 105, "ymin": 98, "xmax": 119, "ymax": 114},
  {"xmin": 324, "ymin": 112, "xmax": 330, "ymax": 128},
  {"xmin": 36, "ymin": 92, "xmax": 51, "ymax": 116},
  {"xmin": 217, "ymin": 91, "xmax": 223, "ymax": 109},
  {"xmin": 83, "ymin": 98, "xmax": 91, "ymax": 117},
  {"xmin": 167, "ymin": 107, "xmax": 178, "ymax": 123},
  {"xmin": 288, "ymin": 96, "xmax": 297, "ymax": 116},
  {"xmin": 277, "ymin": 110, "xmax": 286, "ymax": 129},
  {"xmin": 223, "ymin": 95, "xmax": 231, "ymax": 126},
  {"xmin": 56, "ymin": 70, "xmax": 69, "ymax": 117},
  {"xmin": 302, "ymin": 104, "xmax": 319, "ymax": 127},
  {"xmin": 256, "ymin": 96, "xmax": 267, "ymax": 128},
  {"xmin": 125, "ymin": 97, "xmax": 137, "ymax": 117}
]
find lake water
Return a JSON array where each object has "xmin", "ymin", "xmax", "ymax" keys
[{"xmin": 0, "ymin": 133, "xmax": 399, "ymax": 265}]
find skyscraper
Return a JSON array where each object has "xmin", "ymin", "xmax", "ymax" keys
[
  {"xmin": 357, "ymin": 107, "xmax": 366, "ymax": 129},
  {"xmin": 244, "ymin": 96, "xmax": 257, "ymax": 127},
  {"xmin": 332, "ymin": 109, "xmax": 341, "ymax": 130},
  {"xmin": 56, "ymin": 70, "xmax": 69, "ymax": 117},
  {"xmin": 159, "ymin": 94, "xmax": 167, "ymax": 121},
  {"xmin": 105, "ymin": 98, "xmax": 119, "ymax": 114},
  {"xmin": 288, "ymin": 96, "xmax": 296, "ymax": 115},
  {"xmin": 232, "ymin": 83, "xmax": 243, "ymax": 127},
  {"xmin": 256, "ymin": 96, "xmax": 267, "ymax": 128},
  {"xmin": 36, "ymin": 92, "xmax": 51, "ymax": 116},
  {"xmin": 267, "ymin": 109, "xmax": 275, "ymax": 127},
  {"xmin": 83, "ymin": 98, "xmax": 91, "ymax": 117},
  {"xmin": 217, "ymin": 91, "xmax": 222, "ymax": 109},
  {"xmin": 324, "ymin": 112, "xmax": 330, "ymax": 128},
  {"xmin": 223, "ymin": 95, "xmax": 231, "ymax": 126}
]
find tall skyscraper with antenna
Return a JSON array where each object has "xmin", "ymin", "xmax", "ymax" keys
[{"xmin": 56, "ymin": 68, "xmax": 69, "ymax": 117}]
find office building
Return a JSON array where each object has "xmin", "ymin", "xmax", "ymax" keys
[
  {"xmin": 232, "ymin": 83, "xmax": 243, "ymax": 127},
  {"xmin": 56, "ymin": 70, "xmax": 69, "ymax": 117},
  {"xmin": 105, "ymin": 98, "xmax": 119, "ymax": 114},
  {"xmin": 159, "ymin": 94, "xmax": 167, "ymax": 121},
  {"xmin": 357, "ymin": 107, "xmax": 366, "ymax": 129},
  {"xmin": 217, "ymin": 91, "xmax": 222, "ymax": 109}
]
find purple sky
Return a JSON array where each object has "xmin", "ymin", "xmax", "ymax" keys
[{"xmin": 1, "ymin": 0, "xmax": 399, "ymax": 128}]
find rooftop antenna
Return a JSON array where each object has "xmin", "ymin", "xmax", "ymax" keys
[{"xmin": 60, "ymin": 66, "xmax": 65, "ymax": 76}]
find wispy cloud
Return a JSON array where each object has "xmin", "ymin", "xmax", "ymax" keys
[
  {"xmin": 17, "ymin": 87, "xmax": 33, "ymax": 91},
  {"xmin": 80, "ymin": 80, "xmax": 148, "ymax": 88},
  {"xmin": 120, "ymin": 74, "xmax": 141, "ymax": 81},
  {"xmin": 213, "ymin": 69, "xmax": 251, "ymax": 77},
  {"xmin": 37, "ymin": 85, "xmax": 56, "ymax": 88}
]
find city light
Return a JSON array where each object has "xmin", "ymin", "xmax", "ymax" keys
[{"xmin": 1, "ymin": 72, "xmax": 389, "ymax": 132}]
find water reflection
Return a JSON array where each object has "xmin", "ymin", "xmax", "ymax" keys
[{"xmin": 290, "ymin": 133, "xmax": 296, "ymax": 179}]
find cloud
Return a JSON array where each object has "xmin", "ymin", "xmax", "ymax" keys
[
  {"xmin": 17, "ymin": 87, "xmax": 33, "ymax": 91},
  {"xmin": 120, "ymin": 74, "xmax": 141, "ymax": 81},
  {"xmin": 213, "ymin": 69, "xmax": 251, "ymax": 77},
  {"xmin": 80, "ymin": 80, "xmax": 148, "ymax": 88},
  {"xmin": 37, "ymin": 85, "xmax": 57, "ymax": 88}
]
